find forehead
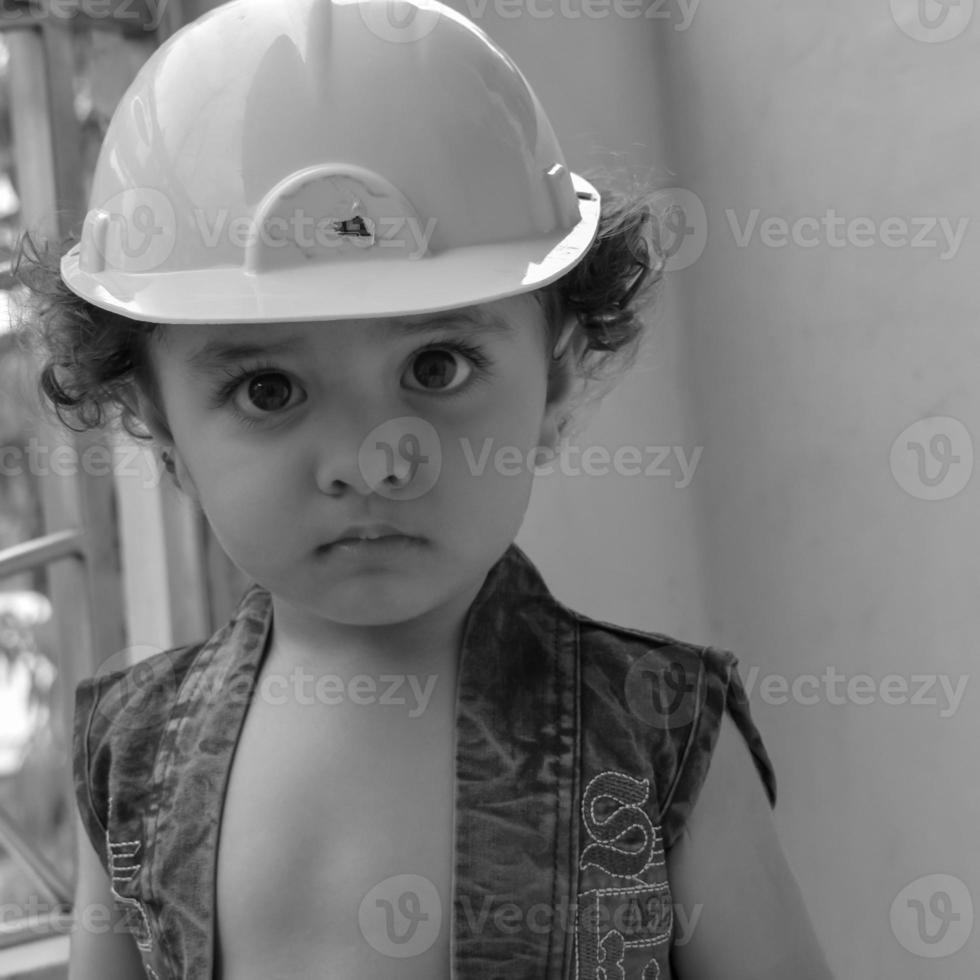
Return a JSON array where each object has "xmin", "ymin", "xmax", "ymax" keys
[{"xmin": 153, "ymin": 296, "xmax": 544, "ymax": 372}]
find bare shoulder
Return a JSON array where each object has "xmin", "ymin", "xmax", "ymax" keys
[
  {"xmin": 665, "ymin": 711, "xmax": 836, "ymax": 980},
  {"xmin": 67, "ymin": 811, "xmax": 147, "ymax": 980}
]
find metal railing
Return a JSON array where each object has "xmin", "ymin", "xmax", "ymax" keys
[
  {"xmin": 0, "ymin": 531, "xmax": 85, "ymax": 580},
  {"xmin": 0, "ymin": 1, "xmax": 186, "ymax": 970},
  {"xmin": 0, "ymin": 808, "xmax": 73, "ymax": 950}
]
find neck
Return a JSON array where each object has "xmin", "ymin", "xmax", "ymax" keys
[{"xmin": 267, "ymin": 572, "xmax": 488, "ymax": 677}]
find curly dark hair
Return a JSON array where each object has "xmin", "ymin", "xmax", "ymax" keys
[{"xmin": 12, "ymin": 167, "xmax": 668, "ymax": 447}]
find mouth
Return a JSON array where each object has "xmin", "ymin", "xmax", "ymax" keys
[
  {"xmin": 316, "ymin": 535, "xmax": 424, "ymax": 559},
  {"xmin": 316, "ymin": 522, "xmax": 425, "ymax": 554}
]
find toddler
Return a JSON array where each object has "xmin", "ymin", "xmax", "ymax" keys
[{"xmin": 16, "ymin": 0, "xmax": 835, "ymax": 977}]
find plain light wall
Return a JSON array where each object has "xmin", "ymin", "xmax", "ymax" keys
[
  {"xmin": 652, "ymin": 2, "xmax": 977, "ymax": 978},
  {"xmin": 486, "ymin": 10, "xmax": 712, "ymax": 639}
]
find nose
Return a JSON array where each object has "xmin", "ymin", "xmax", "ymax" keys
[{"xmin": 313, "ymin": 405, "xmax": 419, "ymax": 497}]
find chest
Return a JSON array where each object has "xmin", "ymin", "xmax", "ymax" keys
[{"xmin": 213, "ymin": 675, "xmax": 456, "ymax": 980}]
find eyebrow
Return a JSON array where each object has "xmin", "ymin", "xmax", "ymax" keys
[{"xmin": 184, "ymin": 309, "xmax": 514, "ymax": 373}]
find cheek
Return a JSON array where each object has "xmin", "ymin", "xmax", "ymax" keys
[
  {"xmin": 438, "ymin": 375, "xmax": 545, "ymax": 511},
  {"xmin": 169, "ymin": 417, "xmax": 291, "ymax": 540},
  {"xmin": 197, "ymin": 478, "xmax": 278, "ymax": 556},
  {"xmin": 487, "ymin": 366, "xmax": 549, "ymax": 451}
]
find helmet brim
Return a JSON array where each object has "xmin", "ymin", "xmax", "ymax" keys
[{"xmin": 61, "ymin": 174, "xmax": 601, "ymax": 325}]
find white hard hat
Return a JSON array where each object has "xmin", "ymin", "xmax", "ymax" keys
[{"xmin": 60, "ymin": 0, "xmax": 601, "ymax": 324}]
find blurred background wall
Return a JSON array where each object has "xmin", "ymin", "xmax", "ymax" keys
[
  {"xmin": 643, "ymin": 6, "xmax": 978, "ymax": 977},
  {"xmin": 154, "ymin": 0, "xmax": 980, "ymax": 976}
]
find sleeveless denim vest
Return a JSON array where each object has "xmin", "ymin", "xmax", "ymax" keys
[{"xmin": 72, "ymin": 542, "xmax": 776, "ymax": 980}]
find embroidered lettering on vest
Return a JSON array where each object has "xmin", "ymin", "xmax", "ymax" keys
[
  {"xmin": 576, "ymin": 771, "xmax": 672, "ymax": 980},
  {"xmin": 106, "ymin": 795, "xmax": 165, "ymax": 979},
  {"xmin": 106, "ymin": 837, "xmax": 152, "ymax": 949}
]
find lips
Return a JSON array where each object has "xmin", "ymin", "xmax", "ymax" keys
[{"xmin": 325, "ymin": 522, "xmax": 418, "ymax": 547}]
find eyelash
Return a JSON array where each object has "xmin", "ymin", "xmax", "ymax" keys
[{"xmin": 208, "ymin": 339, "xmax": 494, "ymax": 428}]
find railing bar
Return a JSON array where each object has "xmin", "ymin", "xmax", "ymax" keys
[
  {"xmin": 0, "ymin": 911, "xmax": 73, "ymax": 950},
  {"xmin": 0, "ymin": 529, "xmax": 86, "ymax": 578},
  {"xmin": 0, "ymin": 14, "xmax": 49, "ymax": 31},
  {"xmin": 0, "ymin": 808, "xmax": 74, "ymax": 905}
]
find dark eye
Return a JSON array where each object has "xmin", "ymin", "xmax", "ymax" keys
[
  {"xmin": 240, "ymin": 372, "xmax": 295, "ymax": 413},
  {"xmin": 408, "ymin": 348, "xmax": 474, "ymax": 392}
]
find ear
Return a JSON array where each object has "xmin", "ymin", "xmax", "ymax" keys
[
  {"xmin": 132, "ymin": 386, "xmax": 199, "ymax": 502},
  {"xmin": 538, "ymin": 313, "xmax": 579, "ymax": 451},
  {"xmin": 132, "ymin": 384, "xmax": 172, "ymax": 445}
]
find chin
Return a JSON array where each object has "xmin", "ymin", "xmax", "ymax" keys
[{"xmin": 309, "ymin": 582, "xmax": 435, "ymax": 625}]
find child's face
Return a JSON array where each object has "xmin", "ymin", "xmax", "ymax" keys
[{"xmin": 140, "ymin": 294, "xmax": 564, "ymax": 627}]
